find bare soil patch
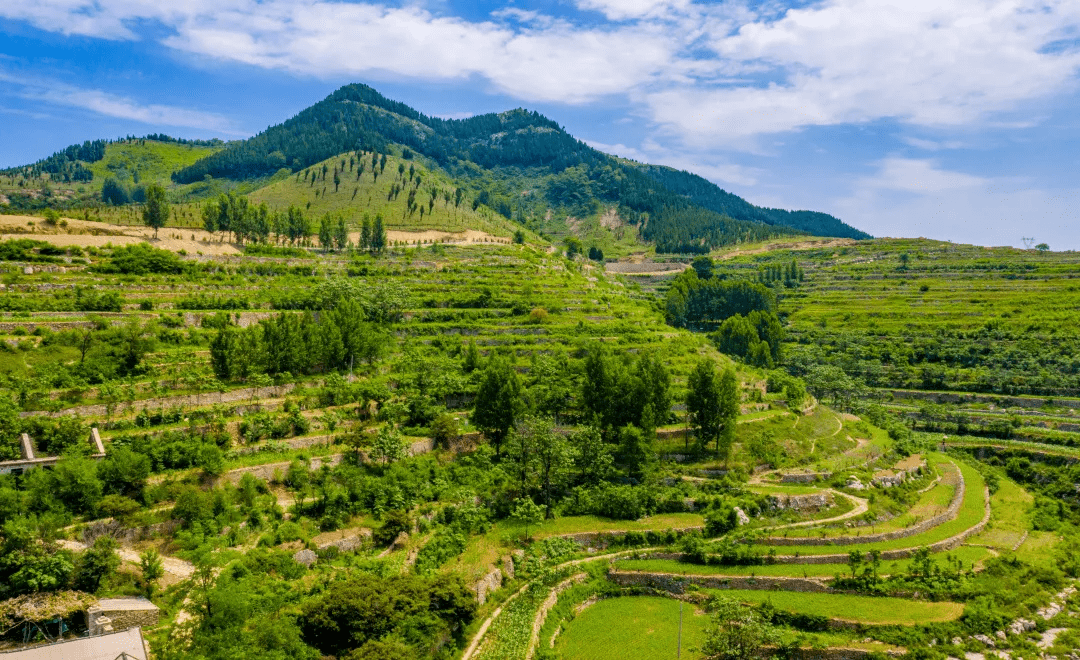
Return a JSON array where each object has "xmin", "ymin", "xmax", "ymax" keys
[
  {"xmin": 380, "ymin": 229, "xmax": 510, "ymax": 245},
  {"xmin": 0, "ymin": 214, "xmax": 241, "ymax": 255}
]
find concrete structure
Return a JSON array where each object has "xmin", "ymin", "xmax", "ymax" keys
[
  {"xmin": 87, "ymin": 598, "xmax": 159, "ymax": 636},
  {"xmin": 0, "ymin": 428, "xmax": 105, "ymax": 475},
  {"xmin": 0, "ymin": 627, "xmax": 147, "ymax": 660}
]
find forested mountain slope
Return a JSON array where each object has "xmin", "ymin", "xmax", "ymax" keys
[
  {"xmin": 169, "ymin": 83, "xmax": 868, "ymax": 251},
  {"xmin": 3, "ymin": 83, "xmax": 868, "ymax": 252}
]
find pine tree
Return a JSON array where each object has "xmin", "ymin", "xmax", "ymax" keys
[
  {"xmin": 334, "ymin": 216, "xmax": 348, "ymax": 251},
  {"xmin": 371, "ymin": 214, "xmax": 387, "ymax": 252},
  {"xmin": 142, "ymin": 184, "xmax": 169, "ymax": 239},
  {"xmin": 360, "ymin": 215, "xmax": 372, "ymax": 250}
]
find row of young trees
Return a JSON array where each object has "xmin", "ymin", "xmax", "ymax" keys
[{"xmin": 199, "ymin": 193, "xmax": 389, "ymax": 251}]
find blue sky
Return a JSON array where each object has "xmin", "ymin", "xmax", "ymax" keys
[{"xmin": 1, "ymin": 0, "xmax": 1079, "ymax": 249}]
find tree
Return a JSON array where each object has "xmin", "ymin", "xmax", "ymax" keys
[
  {"xmin": 360, "ymin": 215, "xmax": 372, "ymax": 249},
  {"xmin": 691, "ymin": 255, "xmax": 714, "ymax": 279},
  {"xmin": 318, "ymin": 214, "xmax": 333, "ymax": 251},
  {"xmin": 471, "ymin": 356, "xmax": 525, "ymax": 455},
  {"xmin": 334, "ymin": 216, "xmax": 348, "ymax": 251},
  {"xmin": 371, "ymin": 214, "xmax": 387, "ymax": 252},
  {"xmin": 716, "ymin": 367, "xmax": 740, "ymax": 460},
  {"xmin": 140, "ymin": 549, "xmax": 164, "ymax": 598},
  {"xmin": 1036, "ymin": 243, "xmax": 1050, "ymax": 252},
  {"xmin": 462, "ymin": 340, "xmax": 481, "ymax": 373},
  {"xmin": 142, "ymin": 183, "xmax": 169, "ymax": 239},
  {"xmin": 510, "ymin": 497, "xmax": 544, "ymax": 541},
  {"xmin": 514, "ymin": 417, "xmax": 572, "ymax": 519},
  {"xmin": 686, "ymin": 359, "xmax": 721, "ymax": 454},
  {"xmin": 75, "ymin": 535, "xmax": 120, "ymax": 593},
  {"xmin": 618, "ymin": 423, "xmax": 655, "ymax": 482},
  {"xmin": 370, "ymin": 425, "xmax": 407, "ymax": 464},
  {"xmin": 701, "ymin": 596, "xmax": 780, "ymax": 660},
  {"xmin": 848, "ymin": 548, "xmax": 864, "ymax": 578},
  {"xmin": 431, "ymin": 413, "xmax": 460, "ymax": 449},
  {"xmin": 97, "ymin": 446, "xmax": 151, "ymax": 498},
  {"xmin": 569, "ymin": 426, "xmax": 612, "ymax": 486},
  {"xmin": 102, "ymin": 177, "xmax": 129, "ymax": 205}
]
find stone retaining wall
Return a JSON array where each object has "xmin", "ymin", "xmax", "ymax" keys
[
  {"xmin": 217, "ymin": 453, "xmax": 345, "ymax": 485},
  {"xmin": 769, "ymin": 492, "xmax": 834, "ymax": 511},
  {"xmin": 20, "ymin": 383, "xmax": 297, "ymax": 419},
  {"xmin": 609, "ymin": 570, "xmax": 835, "ymax": 594},
  {"xmin": 559, "ymin": 526, "xmax": 703, "ymax": 549},
  {"xmin": 764, "ymin": 462, "xmax": 964, "ymax": 547},
  {"xmin": 768, "ymin": 486, "xmax": 990, "ymax": 564},
  {"xmin": 781, "ymin": 472, "xmax": 830, "ymax": 483},
  {"xmin": 81, "ymin": 519, "xmax": 180, "ymax": 545}
]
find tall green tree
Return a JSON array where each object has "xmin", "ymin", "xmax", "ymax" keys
[
  {"xmin": 75, "ymin": 535, "xmax": 120, "ymax": 593},
  {"xmin": 510, "ymin": 417, "xmax": 572, "ymax": 518},
  {"xmin": 618, "ymin": 424, "xmax": 655, "ymax": 483},
  {"xmin": 371, "ymin": 214, "xmax": 387, "ymax": 251},
  {"xmin": 334, "ymin": 216, "xmax": 348, "ymax": 251},
  {"xmin": 360, "ymin": 215, "xmax": 372, "ymax": 249},
  {"xmin": 702, "ymin": 596, "xmax": 779, "ymax": 660},
  {"xmin": 717, "ymin": 367, "xmax": 740, "ymax": 460},
  {"xmin": 142, "ymin": 183, "xmax": 169, "ymax": 238},
  {"xmin": 472, "ymin": 356, "xmax": 524, "ymax": 456},
  {"xmin": 569, "ymin": 426, "xmax": 612, "ymax": 486},
  {"xmin": 318, "ymin": 214, "xmax": 333, "ymax": 251},
  {"xmin": 686, "ymin": 359, "xmax": 739, "ymax": 458}
]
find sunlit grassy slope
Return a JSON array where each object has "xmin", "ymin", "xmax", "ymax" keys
[{"xmin": 247, "ymin": 152, "xmax": 525, "ymax": 237}]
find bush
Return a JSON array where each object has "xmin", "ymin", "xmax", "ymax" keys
[
  {"xmin": 99, "ymin": 244, "xmax": 185, "ymax": 275},
  {"xmin": 374, "ymin": 510, "xmax": 412, "ymax": 546},
  {"xmin": 705, "ymin": 506, "xmax": 739, "ymax": 537},
  {"xmin": 413, "ymin": 529, "xmax": 466, "ymax": 574},
  {"xmin": 595, "ymin": 484, "xmax": 646, "ymax": 520}
]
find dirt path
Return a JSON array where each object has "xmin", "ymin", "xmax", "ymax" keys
[
  {"xmin": 763, "ymin": 490, "xmax": 869, "ymax": 531},
  {"xmin": 57, "ymin": 539, "xmax": 195, "ymax": 579}
]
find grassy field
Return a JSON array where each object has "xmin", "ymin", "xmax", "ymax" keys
[
  {"xmin": 449, "ymin": 513, "xmax": 704, "ymax": 583},
  {"xmin": 746, "ymin": 458, "xmax": 987, "ymax": 555},
  {"xmin": 554, "ymin": 596, "xmax": 709, "ymax": 660},
  {"xmin": 246, "ymin": 151, "xmax": 525, "ymax": 237},
  {"xmin": 969, "ymin": 475, "xmax": 1032, "ymax": 551},
  {"xmin": 613, "ymin": 544, "xmax": 992, "ymax": 578},
  {"xmin": 88, "ymin": 140, "xmax": 223, "ymax": 190},
  {"xmin": 701, "ymin": 589, "xmax": 964, "ymax": 625}
]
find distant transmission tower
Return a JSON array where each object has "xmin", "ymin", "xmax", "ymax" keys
[{"xmin": 1021, "ymin": 237, "xmax": 1036, "ymax": 249}]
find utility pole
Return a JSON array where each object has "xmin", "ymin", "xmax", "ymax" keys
[{"xmin": 677, "ymin": 600, "xmax": 683, "ymax": 658}]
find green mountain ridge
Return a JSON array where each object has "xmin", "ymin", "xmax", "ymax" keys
[
  {"xmin": 3, "ymin": 83, "xmax": 870, "ymax": 252},
  {"xmin": 169, "ymin": 83, "xmax": 869, "ymax": 249}
]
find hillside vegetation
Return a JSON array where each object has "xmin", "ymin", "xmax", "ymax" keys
[{"xmin": 3, "ymin": 83, "xmax": 868, "ymax": 256}]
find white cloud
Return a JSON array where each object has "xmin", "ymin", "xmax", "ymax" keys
[
  {"xmin": 585, "ymin": 137, "xmax": 761, "ymax": 186},
  {"xmin": 902, "ymin": 137, "xmax": 967, "ymax": 151},
  {"xmin": 858, "ymin": 158, "xmax": 986, "ymax": 194},
  {"xmin": 0, "ymin": 71, "xmax": 235, "ymax": 132},
  {"xmin": 647, "ymin": 0, "xmax": 1080, "ymax": 146},
  {"xmin": 0, "ymin": 0, "xmax": 684, "ymax": 105},
  {"xmin": 574, "ymin": 0, "xmax": 691, "ymax": 21},
  {"xmin": 3, "ymin": 0, "xmax": 1078, "ymax": 138},
  {"xmin": 817, "ymin": 157, "xmax": 1079, "ymax": 250}
]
